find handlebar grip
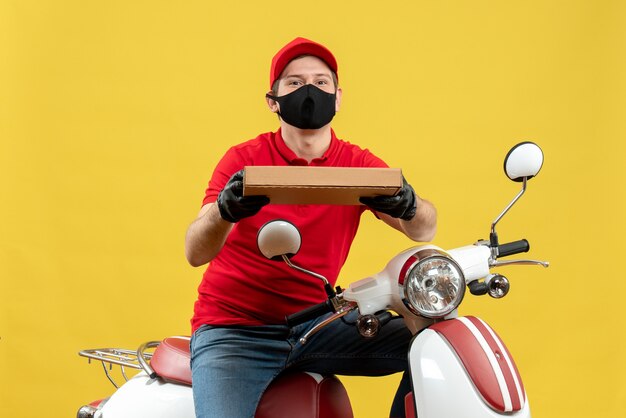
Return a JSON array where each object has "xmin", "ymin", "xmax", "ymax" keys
[
  {"xmin": 498, "ymin": 239, "xmax": 530, "ymax": 257},
  {"xmin": 286, "ymin": 300, "xmax": 333, "ymax": 327}
]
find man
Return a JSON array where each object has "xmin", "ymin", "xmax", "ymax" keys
[{"xmin": 185, "ymin": 37, "xmax": 437, "ymax": 418}]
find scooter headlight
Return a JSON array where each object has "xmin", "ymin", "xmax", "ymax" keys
[{"xmin": 400, "ymin": 249, "xmax": 466, "ymax": 318}]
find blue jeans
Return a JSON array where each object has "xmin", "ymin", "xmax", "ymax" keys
[{"xmin": 190, "ymin": 311, "xmax": 412, "ymax": 418}]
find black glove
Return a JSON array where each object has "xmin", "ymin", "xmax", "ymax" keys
[
  {"xmin": 217, "ymin": 170, "xmax": 270, "ymax": 223},
  {"xmin": 359, "ymin": 176, "xmax": 417, "ymax": 221}
]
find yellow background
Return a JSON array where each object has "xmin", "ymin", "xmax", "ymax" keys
[{"xmin": 1, "ymin": 1, "xmax": 624, "ymax": 417}]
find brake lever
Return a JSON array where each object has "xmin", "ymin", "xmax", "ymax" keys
[
  {"xmin": 299, "ymin": 302, "xmax": 357, "ymax": 345},
  {"xmin": 490, "ymin": 259, "xmax": 550, "ymax": 268}
]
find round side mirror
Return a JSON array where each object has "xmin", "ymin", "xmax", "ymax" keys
[
  {"xmin": 503, "ymin": 142, "xmax": 544, "ymax": 182},
  {"xmin": 257, "ymin": 220, "xmax": 301, "ymax": 260}
]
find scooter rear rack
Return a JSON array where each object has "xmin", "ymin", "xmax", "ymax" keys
[{"xmin": 79, "ymin": 341, "xmax": 160, "ymax": 388}]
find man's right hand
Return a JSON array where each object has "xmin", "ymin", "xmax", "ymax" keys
[{"xmin": 217, "ymin": 170, "xmax": 270, "ymax": 223}]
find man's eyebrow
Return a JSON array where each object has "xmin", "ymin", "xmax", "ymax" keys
[{"xmin": 284, "ymin": 73, "xmax": 332, "ymax": 79}]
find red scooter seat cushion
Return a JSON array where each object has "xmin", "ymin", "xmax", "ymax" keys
[
  {"xmin": 256, "ymin": 372, "xmax": 353, "ymax": 418},
  {"xmin": 150, "ymin": 336, "xmax": 192, "ymax": 385},
  {"xmin": 150, "ymin": 337, "xmax": 354, "ymax": 418}
]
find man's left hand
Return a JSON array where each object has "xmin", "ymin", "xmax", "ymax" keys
[{"xmin": 359, "ymin": 176, "xmax": 417, "ymax": 221}]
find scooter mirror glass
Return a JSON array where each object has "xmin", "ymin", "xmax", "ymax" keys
[
  {"xmin": 503, "ymin": 142, "xmax": 544, "ymax": 182},
  {"xmin": 257, "ymin": 220, "xmax": 302, "ymax": 260}
]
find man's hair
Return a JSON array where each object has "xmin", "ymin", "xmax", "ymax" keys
[{"xmin": 270, "ymin": 55, "xmax": 338, "ymax": 96}]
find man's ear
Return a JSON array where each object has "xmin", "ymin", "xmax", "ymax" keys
[
  {"xmin": 266, "ymin": 92, "xmax": 279, "ymax": 113},
  {"xmin": 335, "ymin": 87, "xmax": 343, "ymax": 112}
]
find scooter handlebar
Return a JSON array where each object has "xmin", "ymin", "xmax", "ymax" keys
[
  {"xmin": 498, "ymin": 239, "xmax": 530, "ymax": 257},
  {"xmin": 286, "ymin": 300, "xmax": 334, "ymax": 327}
]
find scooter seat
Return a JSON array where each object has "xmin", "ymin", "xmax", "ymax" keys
[
  {"xmin": 150, "ymin": 336, "xmax": 354, "ymax": 418},
  {"xmin": 255, "ymin": 372, "xmax": 353, "ymax": 418},
  {"xmin": 150, "ymin": 336, "xmax": 192, "ymax": 385}
]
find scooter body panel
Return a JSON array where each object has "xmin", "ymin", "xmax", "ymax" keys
[
  {"xmin": 408, "ymin": 317, "xmax": 531, "ymax": 418},
  {"xmin": 99, "ymin": 372, "xmax": 195, "ymax": 418}
]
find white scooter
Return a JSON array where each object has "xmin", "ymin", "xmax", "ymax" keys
[{"xmin": 77, "ymin": 142, "xmax": 548, "ymax": 418}]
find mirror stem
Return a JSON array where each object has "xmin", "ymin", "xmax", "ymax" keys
[
  {"xmin": 491, "ymin": 176, "xmax": 527, "ymax": 236},
  {"xmin": 489, "ymin": 177, "xmax": 527, "ymax": 258},
  {"xmin": 281, "ymin": 255, "xmax": 336, "ymax": 298}
]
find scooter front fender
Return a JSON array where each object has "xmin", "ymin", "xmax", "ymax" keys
[
  {"xmin": 408, "ymin": 316, "xmax": 530, "ymax": 418},
  {"xmin": 100, "ymin": 372, "xmax": 195, "ymax": 418}
]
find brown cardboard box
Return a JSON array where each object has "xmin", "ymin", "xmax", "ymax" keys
[{"xmin": 243, "ymin": 166, "xmax": 402, "ymax": 205}]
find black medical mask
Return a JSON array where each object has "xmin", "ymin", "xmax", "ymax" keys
[{"xmin": 266, "ymin": 84, "xmax": 336, "ymax": 130}]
